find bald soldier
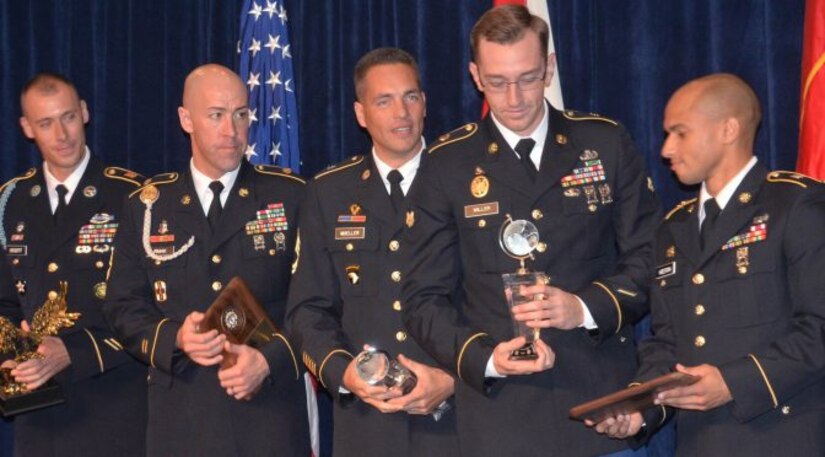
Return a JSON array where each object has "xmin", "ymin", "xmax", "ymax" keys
[
  {"xmin": 589, "ymin": 74, "xmax": 825, "ymax": 455},
  {"xmin": 104, "ymin": 64, "xmax": 310, "ymax": 456}
]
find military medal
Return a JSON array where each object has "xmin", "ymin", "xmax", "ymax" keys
[
  {"xmin": 273, "ymin": 232, "xmax": 286, "ymax": 252},
  {"xmin": 736, "ymin": 247, "xmax": 749, "ymax": 274},
  {"xmin": 584, "ymin": 185, "xmax": 598, "ymax": 212},
  {"xmin": 598, "ymin": 183, "xmax": 613, "ymax": 204},
  {"xmin": 154, "ymin": 280, "xmax": 167, "ymax": 303},
  {"xmin": 470, "ymin": 175, "xmax": 490, "ymax": 198}
]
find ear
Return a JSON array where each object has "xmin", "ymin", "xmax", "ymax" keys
[
  {"xmin": 544, "ymin": 53, "xmax": 557, "ymax": 88},
  {"xmin": 721, "ymin": 117, "xmax": 740, "ymax": 145},
  {"xmin": 353, "ymin": 101, "xmax": 367, "ymax": 129},
  {"xmin": 80, "ymin": 99, "xmax": 90, "ymax": 124},
  {"xmin": 19, "ymin": 116, "xmax": 34, "ymax": 140},
  {"xmin": 178, "ymin": 107, "xmax": 193, "ymax": 134},
  {"xmin": 469, "ymin": 62, "xmax": 484, "ymax": 93}
]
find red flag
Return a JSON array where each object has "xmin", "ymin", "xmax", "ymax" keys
[{"xmin": 799, "ymin": 0, "xmax": 825, "ymax": 180}]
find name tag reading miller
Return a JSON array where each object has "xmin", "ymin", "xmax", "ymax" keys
[
  {"xmin": 464, "ymin": 202, "xmax": 500, "ymax": 219},
  {"xmin": 335, "ymin": 227, "xmax": 366, "ymax": 240}
]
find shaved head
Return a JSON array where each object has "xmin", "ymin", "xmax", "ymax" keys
[
  {"xmin": 182, "ymin": 64, "xmax": 247, "ymax": 108},
  {"xmin": 178, "ymin": 64, "xmax": 250, "ymax": 179},
  {"xmin": 662, "ymin": 73, "xmax": 762, "ymax": 194},
  {"xmin": 670, "ymin": 73, "xmax": 761, "ymax": 143}
]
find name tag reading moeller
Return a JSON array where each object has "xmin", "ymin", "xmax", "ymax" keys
[
  {"xmin": 464, "ymin": 202, "xmax": 500, "ymax": 218},
  {"xmin": 335, "ymin": 227, "xmax": 366, "ymax": 240}
]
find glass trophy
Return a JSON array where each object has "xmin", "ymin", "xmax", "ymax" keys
[
  {"xmin": 355, "ymin": 346, "xmax": 417, "ymax": 395},
  {"xmin": 499, "ymin": 215, "xmax": 548, "ymax": 361}
]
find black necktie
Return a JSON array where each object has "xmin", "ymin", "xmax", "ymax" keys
[
  {"xmin": 54, "ymin": 184, "xmax": 68, "ymax": 224},
  {"xmin": 387, "ymin": 169, "xmax": 405, "ymax": 213},
  {"xmin": 207, "ymin": 181, "xmax": 224, "ymax": 230},
  {"xmin": 700, "ymin": 198, "xmax": 721, "ymax": 250},
  {"xmin": 515, "ymin": 138, "xmax": 537, "ymax": 181}
]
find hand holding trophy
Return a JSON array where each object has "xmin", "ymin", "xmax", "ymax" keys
[
  {"xmin": 499, "ymin": 215, "xmax": 548, "ymax": 360},
  {"xmin": 0, "ymin": 281, "xmax": 80, "ymax": 416}
]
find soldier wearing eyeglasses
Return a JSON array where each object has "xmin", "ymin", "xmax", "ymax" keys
[{"xmin": 401, "ymin": 5, "xmax": 660, "ymax": 456}]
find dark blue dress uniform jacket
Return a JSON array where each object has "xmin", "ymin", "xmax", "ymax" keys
[
  {"xmin": 0, "ymin": 157, "xmax": 147, "ymax": 457},
  {"xmin": 103, "ymin": 160, "xmax": 310, "ymax": 457},
  {"xmin": 636, "ymin": 163, "xmax": 825, "ymax": 456},
  {"xmin": 402, "ymin": 107, "xmax": 661, "ymax": 457},
  {"xmin": 286, "ymin": 154, "xmax": 458, "ymax": 457}
]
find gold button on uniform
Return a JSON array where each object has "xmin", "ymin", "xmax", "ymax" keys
[
  {"xmin": 531, "ymin": 209, "xmax": 543, "ymax": 220},
  {"xmin": 346, "ymin": 243, "xmax": 354, "ymax": 251},
  {"xmin": 392, "ymin": 300, "xmax": 402, "ymax": 311},
  {"xmin": 391, "ymin": 271, "xmax": 402, "ymax": 282},
  {"xmin": 95, "ymin": 260, "xmax": 105, "ymax": 269},
  {"xmin": 12, "ymin": 258, "xmax": 19, "ymax": 265},
  {"xmin": 212, "ymin": 281, "xmax": 222, "ymax": 291},
  {"xmin": 395, "ymin": 331, "xmax": 407, "ymax": 342},
  {"xmin": 781, "ymin": 405, "xmax": 791, "ymax": 415},
  {"xmin": 694, "ymin": 335, "xmax": 706, "ymax": 347},
  {"xmin": 212, "ymin": 254, "xmax": 222, "ymax": 264},
  {"xmin": 478, "ymin": 219, "xmax": 486, "ymax": 228},
  {"xmin": 692, "ymin": 273, "xmax": 704, "ymax": 285},
  {"xmin": 695, "ymin": 304, "xmax": 705, "ymax": 316},
  {"xmin": 47, "ymin": 262, "xmax": 58, "ymax": 273},
  {"xmin": 388, "ymin": 240, "xmax": 400, "ymax": 252},
  {"xmin": 536, "ymin": 242, "xmax": 547, "ymax": 253},
  {"xmin": 269, "ymin": 249, "xmax": 277, "ymax": 256}
]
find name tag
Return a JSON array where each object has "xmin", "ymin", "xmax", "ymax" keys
[
  {"xmin": 335, "ymin": 227, "xmax": 366, "ymax": 240},
  {"xmin": 464, "ymin": 202, "xmax": 500, "ymax": 218},
  {"xmin": 655, "ymin": 262, "xmax": 676, "ymax": 279},
  {"xmin": 6, "ymin": 245, "xmax": 27, "ymax": 256}
]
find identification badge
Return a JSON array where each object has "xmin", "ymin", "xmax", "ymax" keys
[
  {"xmin": 464, "ymin": 202, "xmax": 499, "ymax": 218},
  {"xmin": 335, "ymin": 227, "xmax": 366, "ymax": 240},
  {"xmin": 655, "ymin": 262, "xmax": 676, "ymax": 279}
]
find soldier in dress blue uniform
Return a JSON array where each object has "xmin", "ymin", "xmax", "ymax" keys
[
  {"xmin": 0, "ymin": 73, "xmax": 147, "ymax": 457},
  {"xmin": 401, "ymin": 5, "xmax": 661, "ymax": 457},
  {"xmin": 103, "ymin": 64, "xmax": 310, "ymax": 457},
  {"xmin": 286, "ymin": 48, "xmax": 458, "ymax": 457},
  {"xmin": 591, "ymin": 74, "xmax": 825, "ymax": 455}
]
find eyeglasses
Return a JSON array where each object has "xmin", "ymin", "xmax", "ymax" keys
[{"xmin": 480, "ymin": 69, "xmax": 547, "ymax": 93}]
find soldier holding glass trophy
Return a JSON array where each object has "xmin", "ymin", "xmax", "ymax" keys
[{"xmin": 401, "ymin": 5, "xmax": 660, "ymax": 457}]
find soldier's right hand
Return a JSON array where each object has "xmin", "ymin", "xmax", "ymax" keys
[
  {"xmin": 176, "ymin": 311, "xmax": 226, "ymax": 366},
  {"xmin": 341, "ymin": 357, "xmax": 405, "ymax": 413},
  {"xmin": 492, "ymin": 336, "xmax": 555, "ymax": 375}
]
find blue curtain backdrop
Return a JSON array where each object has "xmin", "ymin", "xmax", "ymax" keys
[{"xmin": 0, "ymin": 1, "xmax": 805, "ymax": 456}]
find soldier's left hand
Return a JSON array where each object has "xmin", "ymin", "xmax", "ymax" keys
[
  {"xmin": 655, "ymin": 363, "xmax": 732, "ymax": 411},
  {"xmin": 386, "ymin": 354, "xmax": 455, "ymax": 415},
  {"xmin": 512, "ymin": 284, "xmax": 584, "ymax": 330},
  {"xmin": 217, "ymin": 342, "xmax": 270, "ymax": 400},
  {"xmin": 11, "ymin": 335, "xmax": 71, "ymax": 390}
]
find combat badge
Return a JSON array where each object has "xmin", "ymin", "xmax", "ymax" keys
[
  {"xmin": 471, "ymin": 175, "xmax": 490, "ymax": 198},
  {"xmin": 579, "ymin": 149, "xmax": 598, "ymax": 161}
]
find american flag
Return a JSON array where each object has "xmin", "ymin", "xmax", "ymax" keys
[{"xmin": 238, "ymin": 0, "xmax": 301, "ymax": 172}]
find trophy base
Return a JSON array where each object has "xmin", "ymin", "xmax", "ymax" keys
[
  {"xmin": 509, "ymin": 343, "xmax": 539, "ymax": 361},
  {"xmin": 0, "ymin": 380, "xmax": 65, "ymax": 417}
]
